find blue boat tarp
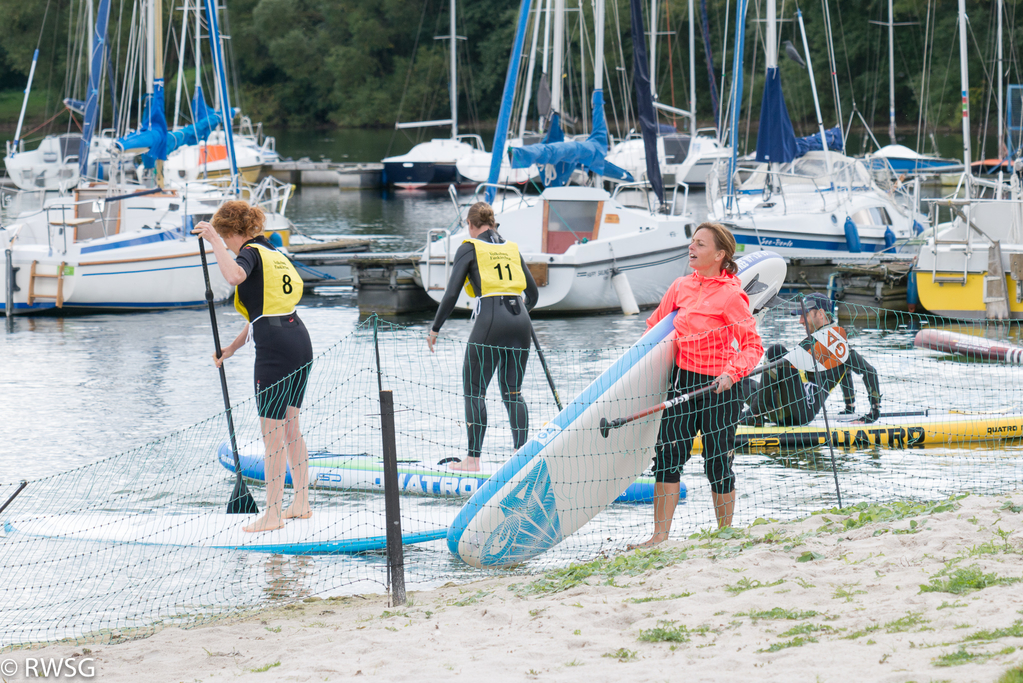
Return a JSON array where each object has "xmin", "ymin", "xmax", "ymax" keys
[
  {"xmin": 167, "ymin": 87, "xmax": 222, "ymax": 151},
  {"xmin": 630, "ymin": 0, "xmax": 663, "ymax": 203},
  {"xmin": 755, "ymin": 67, "xmax": 797, "ymax": 164},
  {"xmin": 117, "ymin": 84, "xmax": 168, "ymax": 168},
  {"xmin": 795, "ymin": 126, "xmax": 843, "ymax": 158},
  {"xmin": 117, "ymin": 86, "xmax": 222, "ymax": 169},
  {"xmin": 511, "ymin": 90, "xmax": 633, "ymax": 185}
]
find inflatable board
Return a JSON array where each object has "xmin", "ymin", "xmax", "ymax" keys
[
  {"xmin": 914, "ymin": 329, "xmax": 1023, "ymax": 364},
  {"xmin": 216, "ymin": 443, "xmax": 683, "ymax": 504},
  {"xmin": 447, "ymin": 251, "xmax": 787, "ymax": 568},
  {"xmin": 4, "ymin": 508, "xmax": 448, "ymax": 555},
  {"xmin": 733, "ymin": 409, "xmax": 1023, "ymax": 450}
]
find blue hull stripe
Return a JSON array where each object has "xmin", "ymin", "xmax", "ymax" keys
[{"xmin": 80, "ymin": 230, "xmax": 179, "ymax": 254}]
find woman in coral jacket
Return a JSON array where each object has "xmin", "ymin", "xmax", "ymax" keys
[{"xmin": 631, "ymin": 222, "xmax": 763, "ymax": 548}]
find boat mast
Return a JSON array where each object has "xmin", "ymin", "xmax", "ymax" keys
[
  {"xmin": 172, "ymin": 0, "xmax": 189, "ymax": 128},
  {"xmin": 724, "ymin": 0, "xmax": 748, "ymax": 208},
  {"xmin": 551, "ymin": 0, "xmax": 565, "ymax": 115},
  {"xmin": 796, "ymin": 9, "xmax": 832, "ymax": 177},
  {"xmin": 206, "ymin": 0, "xmax": 239, "ymax": 189},
  {"xmin": 517, "ymin": 1, "xmax": 544, "ymax": 138},
  {"xmin": 888, "ymin": 0, "xmax": 896, "ymax": 144},
  {"xmin": 997, "ymin": 0, "xmax": 1004, "ymax": 162},
  {"xmin": 77, "ymin": 0, "xmax": 112, "ymax": 177},
  {"xmin": 688, "ymin": 0, "xmax": 696, "ymax": 135},
  {"xmin": 449, "ymin": 0, "xmax": 457, "ymax": 140},
  {"xmin": 649, "ymin": 0, "xmax": 657, "ymax": 98},
  {"xmin": 957, "ymin": 0, "xmax": 971, "ymax": 179},
  {"xmin": 484, "ymin": 0, "xmax": 533, "ymax": 204}
]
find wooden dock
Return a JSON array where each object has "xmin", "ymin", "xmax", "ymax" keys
[{"xmin": 260, "ymin": 160, "xmax": 384, "ymax": 189}]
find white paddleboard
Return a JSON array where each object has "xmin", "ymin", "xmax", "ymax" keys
[
  {"xmin": 447, "ymin": 251, "xmax": 786, "ymax": 568},
  {"xmin": 4, "ymin": 508, "xmax": 448, "ymax": 554}
]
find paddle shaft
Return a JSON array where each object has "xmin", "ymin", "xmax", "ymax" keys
[
  {"xmin": 198, "ymin": 239, "xmax": 257, "ymax": 513},
  {"xmin": 0, "ymin": 480, "xmax": 27, "ymax": 517},
  {"xmin": 531, "ymin": 327, "xmax": 563, "ymax": 411},
  {"xmin": 800, "ymin": 298, "xmax": 843, "ymax": 509},
  {"xmin": 599, "ymin": 356, "xmax": 790, "ymax": 437}
]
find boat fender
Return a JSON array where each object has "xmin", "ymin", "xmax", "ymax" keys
[
  {"xmin": 611, "ymin": 269, "xmax": 640, "ymax": 316},
  {"xmin": 906, "ymin": 270, "xmax": 919, "ymax": 311},
  {"xmin": 884, "ymin": 227, "xmax": 896, "ymax": 250},
  {"xmin": 843, "ymin": 217, "xmax": 862, "ymax": 253},
  {"xmin": 913, "ymin": 219, "xmax": 925, "ymax": 235}
]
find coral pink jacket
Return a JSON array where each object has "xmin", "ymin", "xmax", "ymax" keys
[{"xmin": 645, "ymin": 269, "xmax": 764, "ymax": 382}]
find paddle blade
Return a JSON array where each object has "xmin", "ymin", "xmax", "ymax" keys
[{"xmin": 227, "ymin": 477, "xmax": 259, "ymax": 515}]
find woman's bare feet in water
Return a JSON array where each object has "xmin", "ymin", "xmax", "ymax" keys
[
  {"xmin": 448, "ymin": 457, "xmax": 481, "ymax": 472},
  {"xmin": 243, "ymin": 513, "xmax": 285, "ymax": 533},
  {"xmin": 283, "ymin": 505, "xmax": 312, "ymax": 520},
  {"xmin": 627, "ymin": 532, "xmax": 669, "ymax": 551}
]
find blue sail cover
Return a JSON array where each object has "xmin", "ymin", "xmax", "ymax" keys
[
  {"xmin": 166, "ymin": 86, "xmax": 222, "ymax": 151},
  {"xmin": 117, "ymin": 86, "xmax": 222, "ymax": 169},
  {"xmin": 117, "ymin": 82, "xmax": 168, "ymax": 169},
  {"xmin": 755, "ymin": 67, "xmax": 797, "ymax": 164},
  {"xmin": 794, "ymin": 125, "xmax": 843, "ymax": 157},
  {"xmin": 629, "ymin": 0, "xmax": 663, "ymax": 204},
  {"xmin": 510, "ymin": 90, "xmax": 633, "ymax": 185}
]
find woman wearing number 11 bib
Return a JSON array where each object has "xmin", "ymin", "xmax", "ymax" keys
[
  {"xmin": 427, "ymin": 202, "xmax": 538, "ymax": 473},
  {"xmin": 193, "ymin": 200, "xmax": 313, "ymax": 533}
]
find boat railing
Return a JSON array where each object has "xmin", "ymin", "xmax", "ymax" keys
[
  {"xmin": 468, "ymin": 183, "xmax": 530, "ymax": 211},
  {"xmin": 242, "ymin": 176, "xmax": 294, "ymax": 217},
  {"xmin": 456, "ymin": 135, "xmax": 487, "ymax": 152},
  {"xmin": 610, "ymin": 181, "xmax": 689, "ymax": 216},
  {"xmin": 423, "ymin": 228, "xmax": 451, "ymax": 291}
]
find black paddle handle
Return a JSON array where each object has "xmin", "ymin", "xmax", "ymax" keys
[
  {"xmin": 198, "ymin": 240, "xmax": 243, "ymax": 473},
  {"xmin": 531, "ymin": 327, "xmax": 563, "ymax": 411}
]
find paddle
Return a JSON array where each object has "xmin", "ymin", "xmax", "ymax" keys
[
  {"xmin": 599, "ymin": 356, "xmax": 791, "ymax": 437},
  {"xmin": 530, "ymin": 327, "xmax": 562, "ymax": 411},
  {"xmin": 198, "ymin": 238, "xmax": 258, "ymax": 515}
]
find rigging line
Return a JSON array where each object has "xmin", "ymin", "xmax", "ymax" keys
[{"xmin": 389, "ymin": 0, "xmax": 431, "ymax": 156}]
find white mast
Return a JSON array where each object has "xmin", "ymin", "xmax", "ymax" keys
[
  {"xmin": 173, "ymin": 0, "xmax": 190, "ymax": 128},
  {"xmin": 517, "ymin": 2, "xmax": 545, "ymax": 137},
  {"xmin": 766, "ymin": 0, "xmax": 777, "ymax": 69},
  {"xmin": 551, "ymin": 0, "xmax": 565, "ymax": 113},
  {"xmin": 997, "ymin": 0, "xmax": 1004, "ymax": 160},
  {"xmin": 688, "ymin": 0, "xmax": 696, "ymax": 134},
  {"xmin": 958, "ymin": 0, "xmax": 971, "ymax": 176},
  {"xmin": 449, "ymin": 0, "xmax": 457, "ymax": 139},
  {"xmin": 649, "ymin": 0, "xmax": 657, "ymax": 96},
  {"xmin": 888, "ymin": 0, "xmax": 896, "ymax": 144}
]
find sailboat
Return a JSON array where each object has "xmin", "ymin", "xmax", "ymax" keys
[
  {"xmin": 603, "ymin": 0, "xmax": 731, "ymax": 187},
  {"xmin": 911, "ymin": 0, "xmax": 1023, "ymax": 320},
  {"xmin": 380, "ymin": 0, "xmax": 480, "ymax": 189},
  {"xmin": 1, "ymin": 0, "xmax": 289, "ymax": 315},
  {"xmin": 418, "ymin": 0, "xmax": 695, "ymax": 314},
  {"xmin": 704, "ymin": 0, "xmax": 924, "ymax": 263}
]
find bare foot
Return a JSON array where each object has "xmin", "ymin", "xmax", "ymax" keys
[
  {"xmin": 243, "ymin": 514, "xmax": 285, "ymax": 533},
  {"xmin": 627, "ymin": 533, "xmax": 669, "ymax": 551},
  {"xmin": 283, "ymin": 505, "xmax": 311, "ymax": 520},
  {"xmin": 447, "ymin": 457, "xmax": 482, "ymax": 473}
]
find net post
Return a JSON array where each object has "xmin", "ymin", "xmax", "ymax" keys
[{"xmin": 379, "ymin": 389, "xmax": 406, "ymax": 606}]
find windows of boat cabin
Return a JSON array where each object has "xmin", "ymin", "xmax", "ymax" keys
[
  {"xmin": 542, "ymin": 200, "xmax": 604, "ymax": 254},
  {"xmin": 663, "ymin": 135, "xmax": 692, "ymax": 165},
  {"xmin": 849, "ymin": 207, "xmax": 893, "ymax": 227}
]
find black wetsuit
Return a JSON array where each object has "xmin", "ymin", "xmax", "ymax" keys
[
  {"xmin": 743, "ymin": 339, "xmax": 881, "ymax": 426},
  {"xmin": 431, "ymin": 229, "xmax": 539, "ymax": 459},
  {"xmin": 236, "ymin": 236, "xmax": 314, "ymax": 420}
]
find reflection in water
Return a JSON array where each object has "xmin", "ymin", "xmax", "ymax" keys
[{"xmin": 263, "ymin": 554, "xmax": 313, "ymax": 601}]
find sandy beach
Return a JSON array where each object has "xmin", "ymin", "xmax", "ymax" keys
[{"xmin": 5, "ymin": 492, "xmax": 1023, "ymax": 682}]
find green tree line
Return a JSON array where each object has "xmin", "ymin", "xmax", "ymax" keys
[{"xmin": 0, "ymin": 0, "xmax": 1020, "ymax": 153}]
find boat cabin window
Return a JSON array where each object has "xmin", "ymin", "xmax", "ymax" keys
[
  {"xmin": 59, "ymin": 135, "xmax": 81, "ymax": 163},
  {"xmin": 543, "ymin": 200, "xmax": 604, "ymax": 254},
  {"xmin": 849, "ymin": 207, "xmax": 892, "ymax": 227},
  {"xmin": 662, "ymin": 135, "xmax": 691, "ymax": 165}
]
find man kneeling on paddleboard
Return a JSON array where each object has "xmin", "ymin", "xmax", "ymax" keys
[{"xmin": 739, "ymin": 293, "xmax": 881, "ymax": 426}]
